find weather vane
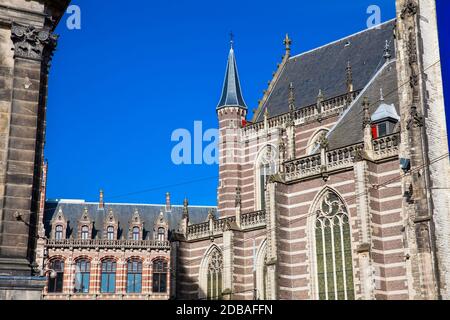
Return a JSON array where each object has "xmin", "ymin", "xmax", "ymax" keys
[{"xmin": 230, "ymin": 31, "xmax": 234, "ymax": 48}]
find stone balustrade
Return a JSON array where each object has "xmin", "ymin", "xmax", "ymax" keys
[
  {"xmin": 327, "ymin": 144, "xmax": 364, "ymax": 171},
  {"xmin": 242, "ymin": 91, "xmax": 360, "ymax": 137},
  {"xmin": 285, "ymin": 154, "xmax": 323, "ymax": 181},
  {"xmin": 186, "ymin": 211, "xmax": 267, "ymax": 240},
  {"xmin": 372, "ymin": 133, "xmax": 400, "ymax": 161},
  {"xmin": 240, "ymin": 210, "xmax": 266, "ymax": 229},
  {"xmin": 46, "ymin": 239, "xmax": 171, "ymax": 250},
  {"xmin": 284, "ymin": 133, "xmax": 400, "ymax": 182}
]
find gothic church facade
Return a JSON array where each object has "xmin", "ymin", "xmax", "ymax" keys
[{"xmin": 172, "ymin": 0, "xmax": 450, "ymax": 301}]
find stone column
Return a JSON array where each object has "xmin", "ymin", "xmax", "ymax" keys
[
  {"xmin": 354, "ymin": 160, "xmax": 375, "ymax": 300},
  {"xmin": 265, "ymin": 181, "xmax": 278, "ymax": 300},
  {"xmin": 222, "ymin": 229, "xmax": 233, "ymax": 300},
  {"xmin": 0, "ymin": 22, "xmax": 57, "ymax": 278}
]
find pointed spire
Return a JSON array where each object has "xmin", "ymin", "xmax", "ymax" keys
[
  {"xmin": 284, "ymin": 33, "xmax": 292, "ymax": 57},
  {"xmin": 217, "ymin": 37, "xmax": 248, "ymax": 110}
]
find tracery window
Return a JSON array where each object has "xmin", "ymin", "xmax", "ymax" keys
[
  {"xmin": 152, "ymin": 259, "xmax": 168, "ymax": 293},
  {"xmin": 127, "ymin": 259, "xmax": 143, "ymax": 294},
  {"xmin": 74, "ymin": 259, "xmax": 90, "ymax": 294},
  {"xmin": 101, "ymin": 259, "xmax": 117, "ymax": 294},
  {"xmin": 315, "ymin": 190, "xmax": 355, "ymax": 300},
  {"xmin": 256, "ymin": 147, "xmax": 277, "ymax": 211},
  {"xmin": 207, "ymin": 248, "xmax": 223, "ymax": 300},
  {"xmin": 55, "ymin": 225, "xmax": 63, "ymax": 240},
  {"xmin": 47, "ymin": 259, "xmax": 64, "ymax": 293}
]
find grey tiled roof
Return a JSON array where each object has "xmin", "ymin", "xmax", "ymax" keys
[
  {"xmin": 44, "ymin": 201, "xmax": 215, "ymax": 240},
  {"xmin": 217, "ymin": 47, "xmax": 248, "ymax": 110},
  {"xmin": 256, "ymin": 20, "xmax": 396, "ymax": 122},
  {"xmin": 327, "ymin": 59, "xmax": 400, "ymax": 150}
]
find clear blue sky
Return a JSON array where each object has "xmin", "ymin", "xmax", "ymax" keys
[{"xmin": 46, "ymin": 0, "xmax": 449, "ymax": 206}]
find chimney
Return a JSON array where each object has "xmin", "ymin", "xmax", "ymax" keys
[
  {"xmin": 165, "ymin": 192, "xmax": 171, "ymax": 212},
  {"xmin": 99, "ymin": 189, "xmax": 104, "ymax": 209}
]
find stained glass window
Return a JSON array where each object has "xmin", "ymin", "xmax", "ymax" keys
[{"xmin": 315, "ymin": 191, "xmax": 355, "ymax": 300}]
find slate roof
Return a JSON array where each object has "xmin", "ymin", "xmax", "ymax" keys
[
  {"xmin": 256, "ymin": 20, "xmax": 396, "ymax": 122},
  {"xmin": 44, "ymin": 200, "xmax": 215, "ymax": 240},
  {"xmin": 327, "ymin": 59, "xmax": 400, "ymax": 150},
  {"xmin": 217, "ymin": 46, "xmax": 248, "ymax": 110}
]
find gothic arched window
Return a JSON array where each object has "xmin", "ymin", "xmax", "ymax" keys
[
  {"xmin": 74, "ymin": 259, "xmax": 90, "ymax": 294},
  {"xmin": 152, "ymin": 259, "xmax": 168, "ymax": 293},
  {"xmin": 101, "ymin": 259, "xmax": 117, "ymax": 294},
  {"xmin": 256, "ymin": 147, "xmax": 277, "ymax": 211},
  {"xmin": 127, "ymin": 259, "xmax": 143, "ymax": 294},
  {"xmin": 307, "ymin": 129, "xmax": 329, "ymax": 155},
  {"xmin": 47, "ymin": 259, "xmax": 64, "ymax": 293},
  {"xmin": 314, "ymin": 190, "xmax": 355, "ymax": 300},
  {"xmin": 81, "ymin": 226, "xmax": 89, "ymax": 240},
  {"xmin": 207, "ymin": 248, "xmax": 223, "ymax": 300},
  {"xmin": 55, "ymin": 225, "xmax": 63, "ymax": 240}
]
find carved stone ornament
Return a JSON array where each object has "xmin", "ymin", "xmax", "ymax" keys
[
  {"xmin": 11, "ymin": 23, "xmax": 58, "ymax": 61},
  {"xmin": 401, "ymin": 0, "xmax": 418, "ymax": 19}
]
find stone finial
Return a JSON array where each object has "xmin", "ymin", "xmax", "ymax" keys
[
  {"xmin": 208, "ymin": 209, "xmax": 216, "ymax": 221},
  {"xmin": 362, "ymin": 97, "xmax": 371, "ymax": 128},
  {"xmin": 99, "ymin": 189, "xmax": 104, "ymax": 209},
  {"xmin": 289, "ymin": 82, "xmax": 295, "ymax": 112},
  {"xmin": 383, "ymin": 40, "xmax": 392, "ymax": 61},
  {"xmin": 165, "ymin": 192, "xmax": 171, "ymax": 212},
  {"xmin": 183, "ymin": 198, "xmax": 189, "ymax": 218},
  {"xmin": 235, "ymin": 187, "xmax": 242, "ymax": 207},
  {"xmin": 379, "ymin": 88, "xmax": 384, "ymax": 102},
  {"xmin": 284, "ymin": 33, "xmax": 292, "ymax": 57},
  {"xmin": 317, "ymin": 89, "xmax": 324, "ymax": 114},
  {"xmin": 346, "ymin": 61, "xmax": 353, "ymax": 92}
]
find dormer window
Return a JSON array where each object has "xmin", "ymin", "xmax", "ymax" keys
[
  {"xmin": 158, "ymin": 228, "xmax": 165, "ymax": 242},
  {"xmin": 132, "ymin": 227, "xmax": 140, "ymax": 241},
  {"xmin": 370, "ymin": 90, "xmax": 400, "ymax": 139},
  {"xmin": 55, "ymin": 225, "xmax": 63, "ymax": 240},
  {"xmin": 81, "ymin": 226, "xmax": 89, "ymax": 240},
  {"xmin": 107, "ymin": 226, "xmax": 115, "ymax": 240}
]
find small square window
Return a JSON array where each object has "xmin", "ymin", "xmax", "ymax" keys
[{"xmin": 377, "ymin": 122, "xmax": 387, "ymax": 137}]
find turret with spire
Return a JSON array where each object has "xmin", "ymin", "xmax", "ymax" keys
[
  {"xmin": 216, "ymin": 35, "xmax": 248, "ymax": 218},
  {"xmin": 217, "ymin": 34, "xmax": 248, "ymax": 111}
]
